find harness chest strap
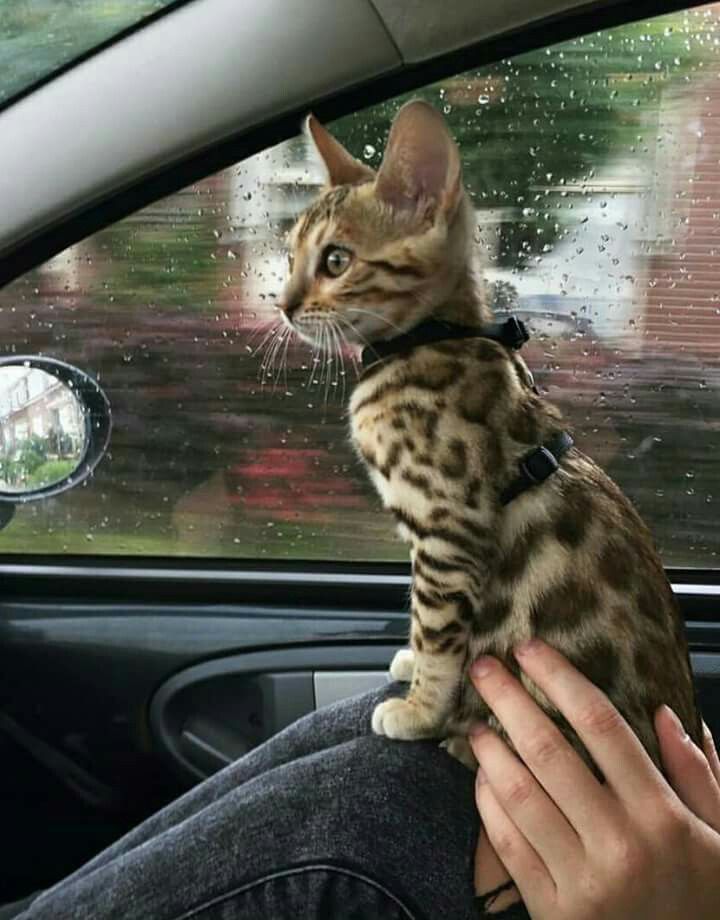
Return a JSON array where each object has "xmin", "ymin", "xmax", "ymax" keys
[
  {"xmin": 361, "ymin": 316, "xmax": 574, "ymax": 505},
  {"xmin": 500, "ymin": 430, "xmax": 574, "ymax": 505}
]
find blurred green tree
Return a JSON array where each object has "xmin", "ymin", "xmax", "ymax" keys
[{"xmin": 332, "ymin": 12, "xmax": 714, "ymax": 267}]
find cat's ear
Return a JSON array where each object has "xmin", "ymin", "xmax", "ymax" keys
[
  {"xmin": 375, "ymin": 100, "xmax": 462, "ymax": 220},
  {"xmin": 305, "ymin": 114, "xmax": 375, "ymax": 187}
]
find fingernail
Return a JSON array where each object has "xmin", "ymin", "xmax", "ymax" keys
[
  {"xmin": 471, "ymin": 656, "xmax": 495, "ymax": 679},
  {"xmin": 663, "ymin": 704, "xmax": 689, "ymax": 742},
  {"xmin": 476, "ymin": 765, "xmax": 487, "ymax": 784},
  {"xmin": 514, "ymin": 638, "xmax": 542, "ymax": 657}
]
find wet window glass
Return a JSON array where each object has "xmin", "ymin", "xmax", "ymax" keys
[
  {"xmin": 1, "ymin": 3, "xmax": 719, "ymax": 566},
  {"xmin": 0, "ymin": 0, "xmax": 175, "ymax": 105}
]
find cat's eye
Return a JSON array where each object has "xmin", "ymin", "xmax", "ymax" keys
[{"xmin": 322, "ymin": 246, "xmax": 352, "ymax": 278}]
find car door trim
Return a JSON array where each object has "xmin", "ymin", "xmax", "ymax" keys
[{"xmin": 0, "ymin": 560, "xmax": 719, "ymax": 594}]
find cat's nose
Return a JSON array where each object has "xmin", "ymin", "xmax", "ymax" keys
[{"xmin": 279, "ymin": 289, "xmax": 303, "ymax": 319}]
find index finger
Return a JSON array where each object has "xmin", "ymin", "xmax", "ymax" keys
[
  {"xmin": 470, "ymin": 650, "xmax": 612, "ymax": 839},
  {"xmin": 512, "ymin": 638, "xmax": 667, "ymax": 806}
]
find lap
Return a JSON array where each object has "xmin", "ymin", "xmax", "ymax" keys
[{"xmin": 19, "ymin": 687, "xmax": 482, "ymax": 920}]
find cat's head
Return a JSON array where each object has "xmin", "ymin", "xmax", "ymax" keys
[{"xmin": 279, "ymin": 100, "xmax": 486, "ymax": 348}]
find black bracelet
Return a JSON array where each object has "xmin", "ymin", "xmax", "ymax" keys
[{"xmin": 474, "ymin": 878, "xmax": 531, "ymax": 917}]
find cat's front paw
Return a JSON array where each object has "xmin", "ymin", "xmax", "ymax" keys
[
  {"xmin": 389, "ymin": 648, "xmax": 415, "ymax": 682},
  {"xmin": 371, "ymin": 697, "xmax": 440, "ymax": 740}
]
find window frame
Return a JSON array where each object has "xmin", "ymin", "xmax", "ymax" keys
[
  {"xmin": 0, "ymin": 0, "xmax": 718, "ymax": 599},
  {"xmin": 0, "ymin": 0, "xmax": 709, "ymax": 286}
]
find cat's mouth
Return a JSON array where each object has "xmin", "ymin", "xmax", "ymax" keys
[
  {"xmin": 281, "ymin": 307, "xmax": 367, "ymax": 351},
  {"xmin": 279, "ymin": 300, "xmax": 417, "ymax": 355}
]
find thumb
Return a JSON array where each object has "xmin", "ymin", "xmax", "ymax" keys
[{"xmin": 655, "ymin": 705, "xmax": 720, "ymax": 833}]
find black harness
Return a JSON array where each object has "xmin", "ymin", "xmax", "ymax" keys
[
  {"xmin": 361, "ymin": 316, "xmax": 573, "ymax": 506},
  {"xmin": 361, "ymin": 316, "xmax": 531, "ymax": 364}
]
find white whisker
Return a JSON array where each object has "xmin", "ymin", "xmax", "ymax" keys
[
  {"xmin": 331, "ymin": 312, "xmax": 373, "ymax": 351},
  {"xmin": 256, "ymin": 324, "xmax": 285, "ymax": 383},
  {"xmin": 304, "ymin": 322, "xmax": 322, "ymax": 390},
  {"xmin": 279, "ymin": 330, "xmax": 293, "ymax": 392},
  {"xmin": 328, "ymin": 322, "xmax": 342, "ymax": 387},
  {"xmin": 253, "ymin": 325, "xmax": 280, "ymax": 365},
  {"xmin": 345, "ymin": 307, "xmax": 405, "ymax": 335},
  {"xmin": 328, "ymin": 319, "xmax": 348, "ymax": 403},
  {"xmin": 246, "ymin": 314, "xmax": 283, "ymax": 353},
  {"xmin": 260, "ymin": 325, "xmax": 289, "ymax": 388},
  {"xmin": 272, "ymin": 325, "xmax": 293, "ymax": 392},
  {"xmin": 322, "ymin": 324, "xmax": 333, "ymax": 410},
  {"xmin": 331, "ymin": 313, "xmax": 370, "ymax": 380}
]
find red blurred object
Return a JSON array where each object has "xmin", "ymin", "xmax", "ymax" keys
[{"xmin": 228, "ymin": 447, "xmax": 365, "ymax": 521}]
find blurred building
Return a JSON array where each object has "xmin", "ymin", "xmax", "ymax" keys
[
  {"xmin": 640, "ymin": 77, "xmax": 720, "ymax": 360},
  {"xmin": 0, "ymin": 369, "xmax": 84, "ymax": 456}
]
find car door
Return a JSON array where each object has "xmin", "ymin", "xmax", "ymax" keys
[{"xmin": 2, "ymin": 0, "xmax": 720, "ymax": 906}]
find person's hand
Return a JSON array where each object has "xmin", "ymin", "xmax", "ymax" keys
[{"xmin": 468, "ymin": 638, "xmax": 720, "ymax": 919}]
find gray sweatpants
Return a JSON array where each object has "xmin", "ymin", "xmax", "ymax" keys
[{"xmin": 12, "ymin": 682, "xmax": 529, "ymax": 919}]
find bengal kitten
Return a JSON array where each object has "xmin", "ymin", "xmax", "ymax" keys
[{"xmin": 278, "ymin": 100, "xmax": 702, "ymax": 776}]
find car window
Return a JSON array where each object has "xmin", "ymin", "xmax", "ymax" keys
[
  {"xmin": 0, "ymin": 0, "xmax": 176, "ymax": 105},
  {"xmin": 1, "ymin": 2, "xmax": 719, "ymax": 566}
]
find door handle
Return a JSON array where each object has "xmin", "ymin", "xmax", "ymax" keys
[{"xmin": 313, "ymin": 670, "xmax": 390, "ymax": 709}]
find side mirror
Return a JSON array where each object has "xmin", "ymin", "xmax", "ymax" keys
[{"xmin": 0, "ymin": 356, "xmax": 111, "ymax": 530}]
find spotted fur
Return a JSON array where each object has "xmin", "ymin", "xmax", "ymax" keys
[{"xmin": 278, "ymin": 101, "xmax": 702, "ymax": 781}]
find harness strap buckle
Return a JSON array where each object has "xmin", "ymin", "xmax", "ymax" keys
[
  {"xmin": 500, "ymin": 316, "xmax": 530, "ymax": 350},
  {"xmin": 500, "ymin": 431, "xmax": 574, "ymax": 505},
  {"xmin": 520, "ymin": 446, "xmax": 559, "ymax": 484}
]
